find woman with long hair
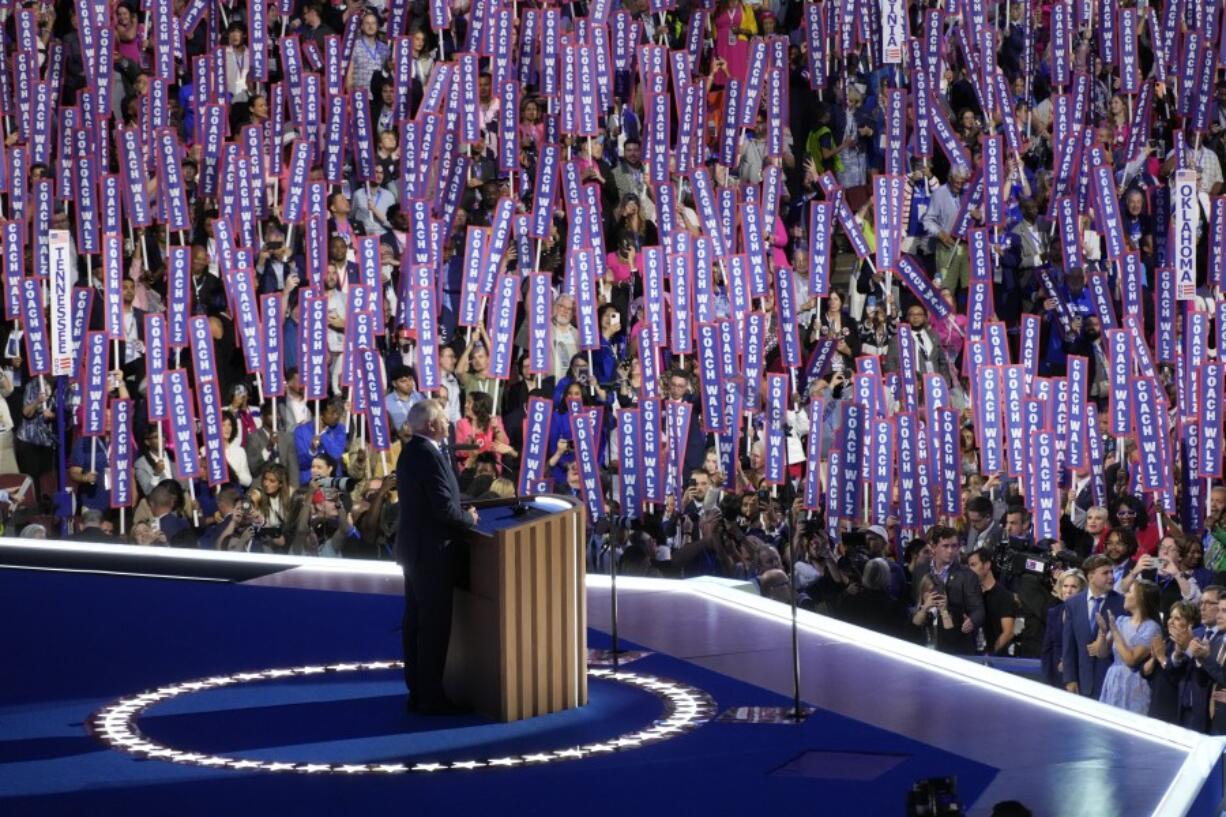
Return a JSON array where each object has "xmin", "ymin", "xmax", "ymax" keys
[
  {"xmin": 1098, "ymin": 578, "xmax": 1163, "ymax": 713},
  {"xmin": 222, "ymin": 415, "xmax": 252, "ymax": 488},
  {"xmin": 1107, "ymin": 95, "xmax": 1130, "ymax": 155},
  {"xmin": 455, "ymin": 391, "xmax": 515, "ymax": 469},
  {"xmin": 251, "ymin": 465, "xmax": 291, "ymax": 529},
  {"xmin": 519, "ymin": 97, "xmax": 546, "ymax": 151}
]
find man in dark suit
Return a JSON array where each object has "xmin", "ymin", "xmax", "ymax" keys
[
  {"xmin": 396, "ymin": 399, "xmax": 479, "ymax": 715},
  {"xmin": 911, "ymin": 526, "xmax": 985, "ymax": 655},
  {"xmin": 1188, "ymin": 590, "xmax": 1226, "ymax": 733},
  {"xmin": 1062, "ymin": 555, "xmax": 1126, "ymax": 698}
]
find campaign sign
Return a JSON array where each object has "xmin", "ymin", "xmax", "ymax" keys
[
  {"xmin": 156, "ymin": 129, "xmax": 191, "ymax": 231},
  {"xmin": 696, "ymin": 322, "xmax": 724, "ymax": 433},
  {"xmin": 803, "ymin": 400, "xmax": 825, "ymax": 511},
  {"xmin": 974, "ymin": 365, "xmax": 1003, "ymax": 475},
  {"xmin": 134, "ymin": 314, "xmax": 165, "ymax": 426},
  {"xmin": 1155, "ymin": 266, "xmax": 1177, "ymax": 362},
  {"xmin": 47, "ymin": 233, "xmax": 76, "ymax": 370},
  {"xmin": 839, "ymin": 402, "xmax": 865, "ymax": 518},
  {"xmin": 1101, "ymin": 328, "xmax": 1133, "ymax": 440},
  {"xmin": 300, "ymin": 295, "xmax": 328, "ymax": 400},
  {"xmin": 196, "ymin": 376, "xmax": 227, "ymax": 486},
  {"xmin": 487, "ymin": 273, "xmax": 520, "ymax": 380},
  {"xmin": 764, "ymin": 372, "xmax": 789, "ymax": 486},
  {"xmin": 530, "ymin": 143, "xmax": 561, "ymax": 240},
  {"xmin": 871, "ymin": 417, "xmax": 895, "ymax": 522},
  {"xmin": 1132, "ymin": 376, "xmax": 1165, "ymax": 491},
  {"xmin": 165, "ymin": 370, "xmax": 200, "ymax": 479},
  {"xmin": 936, "ymin": 407, "xmax": 961, "ymax": 517},
  {"xmin": 1031, "ymin": 430, "xmax": 1059, "ymax": 542},
  {"xmin": 572, "ymin": 408, "xmax": 606, "ymax": 520},
  {"xmin": 808, "ymin": 200, "xmax": 833, "ymax": 297},
  {"xmin": 21, "ymin": 277, "xmax": 50, "ymax": 375},
  {"xmin": 1, "ymin": 222, "xmax": 19, "ymax": 321},
  {"xmin": 664, "ymin": 399, "xmax": 692, "ymax": 505},
  {"xmin": 897, "ymin": 254, "xmax": 951, "ymax": 319},
  {"xmin": 408, "ymin": 265, "xmax": 439, "ymax": 391},
  {"xmin": 359, "ymin": 348, "xmax": 391, "ymax": 452},
  {"xmin": 109, "ymin": 398, "xmax": 134, "ymax": 509},
  {"xmin": 119, "ymin": 128, "xmax": 156, "ymax": 226},
  {"xmin": 641, "ymin": 397, "xmax": 663, "ymax": 505},
  {"xmin": 774, "ymin": 266, "xmax": 802, "ymax": 367},
  {"xmin": 518, "ymin": 397, "xmax": 553, "ymax": 496},
  {"xmin": 573, "ymin": 249, "xmax": 600, "ymax": 350},
  {"xmin": 81, "ymin": 331, "xmax": 109, "ymax": 436},
  {"xmin": 1066, "ymin": 355, "xmax": 1089, "ymax": 472},
  {"xmin": 1173, "ymin": 171, "xmax": 1199, "ymax": 299},
  {"xmin": 617, "ymin": 408, "xmax": 643, "ymax": 518},
  {"xmin": 521, "ymin": 271, "xmax": 554, "ymax": 377},
  {"xmin": 689, "ymin": 167, "xmax": 729, "ymax": 258},
  {"xmin": 188, "ymin": 315, "xmax": 217, "ymax": 383},
  {"xmin": 669, "ymin": 237, "xmax": 694, "ymax": 355},
  {"xmin": 1201, "ymin": 362, "xmax": 1224, "ymax": 478}
]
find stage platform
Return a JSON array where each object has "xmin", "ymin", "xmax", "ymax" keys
[{"xmin": 0, "ymin": 538, "xmax": 1223, "ymax": 817}]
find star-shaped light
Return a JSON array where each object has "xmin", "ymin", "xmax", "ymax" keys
[
  {"xmin": 522, "ymin": 753, "xmax": 555, "ymax": 763},
  {"xmin": 412, "ymin": 762, "xmax": 445, "ymax": 772},
  {"xmin": 90, "ymin": 661, "xmax": 716, "ymax": 777},
  {"xmin": 583, "ymin": 743, "xmax": 617, "ymax": 754}
]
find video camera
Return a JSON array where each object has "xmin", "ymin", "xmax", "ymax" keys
[{"xmin": 995, "ymin": 535, "xmax": 1052, "ymax": 589}]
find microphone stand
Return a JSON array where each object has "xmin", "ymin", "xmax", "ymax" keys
[
  {"xmin": 788, "ymin": 547, "xmax": 803, "ymax": 721},
  {"xmin": 609, "ymin": 516, "xmax": 621, "ymax": 670}
]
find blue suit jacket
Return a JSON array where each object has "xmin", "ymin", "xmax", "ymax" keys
[{"xmin": 1061, "ymin": 589, "xmax": 1126, "ymax": 697}]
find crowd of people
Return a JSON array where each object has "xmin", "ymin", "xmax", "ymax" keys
[{"xmin": 8, "ymin": 0, "xmax": 1226, "ymax": 734}]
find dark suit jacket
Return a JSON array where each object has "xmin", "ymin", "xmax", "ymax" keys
[
  {"xmin": 1196, "ymin": 631, "xmax": 1226, "ymax": 734},
  {"xmin": 1040, "ymin": 602, "xmax": 1066, "ymax": 687},
  {"xmin": 912, "ymin": 561, "xmax": 985, "ymax": 655},
  {"xmin": 1061, "ymin": 589, "xmax": 1126, "ymax": 697},
  {"xmin": 395, "ymin": 435, "xmax": 475, "ymax": 569}
]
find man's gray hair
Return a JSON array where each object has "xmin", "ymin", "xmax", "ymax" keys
[
  {"xmin": 407, "ymin": 398, "xmax": 445, "ymax": 434},
  {"xmin": 862, "ymin": 558, "xmax": 892, "ymax": 592}
]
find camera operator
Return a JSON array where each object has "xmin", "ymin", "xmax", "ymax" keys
[
  {"xmin": 198, "ymin": 487, "xmax": 262, "ymax": 552},
  {"xmin": 786, "ymin": 506, "xmax": 849, "ymax": 610},
  {"xmin": 967, "ymin": 547, "xmax": 1017, "ymax": 656}
]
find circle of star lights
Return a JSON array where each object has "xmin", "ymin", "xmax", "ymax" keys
[{"xmin": 88, "ymin": 661, "xmax": 715, "ymax": 775}]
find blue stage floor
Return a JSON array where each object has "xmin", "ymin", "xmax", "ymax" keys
[{"xmin": 0, "ymin": 541, "xmax": 1222, "ymax": 816}]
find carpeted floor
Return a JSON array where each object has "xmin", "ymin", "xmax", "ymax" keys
[{"xmin": 0, "ymin": 568, "xmax": 997, "ymax": 816}]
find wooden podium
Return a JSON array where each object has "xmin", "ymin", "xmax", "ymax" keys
[{"xmin": 443, "ymin": 495, "xmax": 588, "ymax": 722}]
